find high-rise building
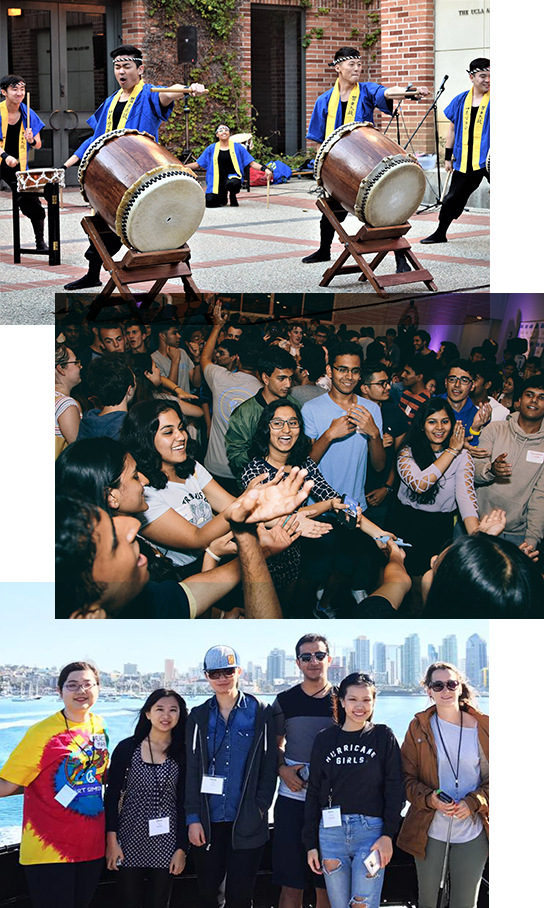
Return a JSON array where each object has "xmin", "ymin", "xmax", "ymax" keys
[
  {"xmin": 123, "ymin": 663, "xmax": 138, "ymax": 675},
  {"xmin": 439, "ymin": 635, "xmax": 458, "ymax": 666},
  {"xmin": 164, "ymin": 659, "xmax": 175, "ymax": 687},
  {"xmin": 401, "ymin": 634, "xmax": 421, "ymax": 687},
  {"xmin": 373, "ymin": 643, "xmax": 387, "ymax": 675},
  {"xmin": 465, "ymin": 634, "xmax": 488, "ymax": 688},
  {"xmin": 427, "ymin": 645, "xmax": 438, "ymax": 665},
  {"xmin": 354, "ymin": 636, "xmax": 370, "ymax": 672},
  {"xmin": 385, "ymin": 645, "xmax": 400, "ymax": 685},
  {"xmin": 267, "ymin": 649, "xmax": 286, "ymax": 682}
]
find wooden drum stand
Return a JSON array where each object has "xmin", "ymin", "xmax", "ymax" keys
[
  {"xmin": 317, "ymin": 198, "xmax": 436, "ymax": 297},
  {"xmin": 82, "ymin": 214, "xmax": 200, "ymax": 322}
]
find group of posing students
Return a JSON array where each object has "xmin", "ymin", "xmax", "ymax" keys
[{"xmin": 0, "ymin": 637, "xmax": 489, "ymax": 908}]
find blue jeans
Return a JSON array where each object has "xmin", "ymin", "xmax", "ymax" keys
[{"xmin": 319, "ymin": 814, "xmax": 385, "ymax": 908}]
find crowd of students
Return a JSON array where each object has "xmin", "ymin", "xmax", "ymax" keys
[
  {"xmin": 55, "ymin": 302, "xmax": 544, "ymax": 618},
  {"xmin": 0, "ymin": 639, "xmax": 489, "ymax": 908}
]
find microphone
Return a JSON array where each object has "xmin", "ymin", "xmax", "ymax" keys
[
  {"xmin": 439, "ymin": 74, "xmax": 449, "ymax": 91},
  {"xmin": 406, "ymin": 82, "xmax": 413, "ymax": 91}
]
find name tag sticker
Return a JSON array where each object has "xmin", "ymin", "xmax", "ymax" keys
[
  {"xmin": 55, "ymin": 785, "xmax": 77, "ymax": 808},
  {"xmin": 322, "ymin": 806, "xmax": 342, "ymax": 827},
  {"xmin": 149, "ymin": 816, "xmax": 170, "ymax": 836},
  {"xmin": 92, "ymin": 734, "xmax": 107, "ymax": 749},
  {"xmin": 405, "ymin": 406, "xmax": 412, "ymax": 416},
  {"xmin": 201, "ymin": 774, "xmax": 225, "ymax": 795},
  {"xmin": 527, "ymin": 450, "xmax": 544, "ymax": 464}
]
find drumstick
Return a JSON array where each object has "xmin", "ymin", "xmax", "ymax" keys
[
  {"xmin": 26, "ymin": 92, "xmax": 30, "ymax": 129},
  {"xmin": 267, "ymin": 174, "xmax": 270, "ymax": 209},
  {"xmin": 440, "ymin": 170, "xmax": 452, "ymax": 202},
  {"xmin": 150, "ymin": 85, "xmax": 209, "ymax": 94}
]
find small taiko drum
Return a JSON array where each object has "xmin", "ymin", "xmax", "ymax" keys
[
  {"xmin": 78, "ymin": 129, "xmax": 205, "ymax": 252},
  {"xmin": 314, "ymin": 122, "xmax": 426, "ymax": 227},
  {"xmin": 16, "ymin": 168, "xmax": 65, "ymax": 191}
]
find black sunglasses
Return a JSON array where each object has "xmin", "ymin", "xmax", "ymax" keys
[
  {"xmin": 298, "ymin": 652, "xmax": 328, "ymax": 663},
  {"xmin": 206, "ymin": 667, "xmax": 237, "ymax": 679},
  {"xmin": 429, "ymin": 680, "xmax": 459, "ymax": 692}
]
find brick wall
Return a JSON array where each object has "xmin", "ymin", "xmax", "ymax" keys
[{"xmin": 121, "ymin": 0, "xmax": 436, "ymax": 153}]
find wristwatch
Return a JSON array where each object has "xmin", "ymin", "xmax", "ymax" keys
[{"xmin": 384, "ymin": 485, "xmax": 394, "ymax": 495}]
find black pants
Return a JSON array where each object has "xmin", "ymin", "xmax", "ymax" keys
[
  {"xmin": 191, "ymin": 822, "xmax": 265, "ymax": 908},
  {"xmin": 320, "ymin": 197, "xmax": 348, "ymax": 249},
  {"xmin": 24, "ymin": 858, "xmax": 103, "ymax": 908},
  {"xmin": 2, "ymin": 167, "xmax": 45, "ymax": 222},
  {"xmin": 85, "ymin": 227, "xmax": 123, "ymax": 273},
  {"xmin": 439, "ymin": 167, "xmax": 489, "ymax": 226},
  {"xmin": 116, "ymin": 866, "xmax": 173, "ymax": 908},
  {"xmin": 206, "ymin": 176, "xmax": 242, "ymax": 208}
]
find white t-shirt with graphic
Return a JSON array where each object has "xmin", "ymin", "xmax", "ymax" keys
[{"xmin": 140, "ymin": 462, "xmax": 214, "ymax": 566}]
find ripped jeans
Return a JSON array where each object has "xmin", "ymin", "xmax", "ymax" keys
[{"xmin": 319, "ymin": 814, "xmax": 385, "ymax": 908}]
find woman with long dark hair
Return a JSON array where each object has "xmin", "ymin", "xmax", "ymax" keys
[
  {"xmin": 120, "ymin": 400, "xmax": 240, "ymax": 575},
  {"xmin": 303, "ymin": 672, "xmax": 404, "ymax": 908},
  {"xmin": 392, "ymin": 396, "xmax": 480, "ymax": 577},
  {"xmin": 397, "ymin": 663, "xmax": 489, "ymax": 908},
  {"xmin": 129, "ymin": 352, "xmax": 204, "ymax": 417},
  {"xmin": 105, "ymin": 689, "xmax": 188, "ymax": 908},
  {"xmin": 0, "ymin": 662, "xmax": 108, "ymax": 908}
]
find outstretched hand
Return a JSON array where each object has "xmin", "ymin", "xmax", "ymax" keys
[
  {"xmin": 225, "ymin": 467, "xmax": 314, "ymax": 526},
  {"xmin": 477, "ymin": 508, "xmax": 507, "ymax": 536}
]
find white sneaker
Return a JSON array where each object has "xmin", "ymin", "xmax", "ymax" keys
[{"xmin": 313, "ymin": 602, "xmax": 338, "ymax": 619}]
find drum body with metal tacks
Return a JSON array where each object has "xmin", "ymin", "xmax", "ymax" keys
[
  {"xmin": 78, "ymin": 129, "xmax": 205, "ymax": 252},
  {"xmin": 314, "ymin": 122, "xmax": 426, "ymax": 227},
  {"xmin": 16, "ymin": 168, "xmax": 65, "ymax": 191}
]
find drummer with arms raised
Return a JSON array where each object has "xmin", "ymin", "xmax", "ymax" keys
[
  {"xmin": 63, "ymin": 45, "xmax": 206, "ymax": 290},
  {"xmin": 1, "ymin": 74, "xmax": 47, "ymax": 251},
  {"xmin": 421, "ymin": 59, "xmax": 490, "ymax": 245},
  {"xmin": 186, "ymin": 125, "xmax": 273, "ymax": 207},
  {"xmin": 302, "ymin": 47, "xmax": 428, "ymax": 272}
]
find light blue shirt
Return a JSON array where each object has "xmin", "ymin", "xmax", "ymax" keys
[{"xmin": 301, "ymin": 393, "xmax": 383, "ymax": 509}]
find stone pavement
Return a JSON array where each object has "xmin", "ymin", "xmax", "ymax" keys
[{"xmin": 0, "ymin": 176, "xmax": 489, "ymax": 324}]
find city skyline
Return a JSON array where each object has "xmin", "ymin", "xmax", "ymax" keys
[{"xmin": 1, "ymin": 585, "xmax": 488, "ymax": 675}]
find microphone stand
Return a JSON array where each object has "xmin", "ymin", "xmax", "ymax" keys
[
  {"xmin": 384, "ymin": 84, "xmax": 412, "ymax": 144},
  {"xmin": 178, "ymin": 62, "xmax": 197, "ymax": 165},
  {"xmin": 404, "ymin": 78, "xmax": 448, "ymax": 213}
]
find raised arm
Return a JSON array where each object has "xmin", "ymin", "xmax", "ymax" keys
[{"xmin": 201, "ymin": 302, "xmax": 227, "ymax": 371}]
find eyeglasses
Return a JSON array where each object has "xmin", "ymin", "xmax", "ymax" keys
[
  {"xmin": 64, "ymin": 681, "xmax": 97, "ymax": 692},
  {"xmin": 206, "ymin": 667, "xmax": 237, "ymax": 680},
  {"xmin": 298, "ymin": 651, "xmax": 328, "ymax": 663},
  {"xmin": 333, "ymin": 366, "xmax": 361, "ymax": 377},
  {"xmin": 63, "ymin": 359, "xmax": 81, "ymax": 367},
  {"xmin": 269, "ymin": 418, "xmax": 301, "ymax": 429},
  {"xmin": 446, "ymin": 376, "xmax": 472, "ymax": 386},
  {"xmin": 368, "ymin": 379, "xmax": 391, "ymax": 388},
  {"xmin": 429, "ymin": 680, "xmax": 459, "ymax": 692}
]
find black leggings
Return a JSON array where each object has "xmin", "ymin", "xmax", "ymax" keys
[
  {"xmin": 117, "ymin": 866, "xmax": 173, "ymax": 908},
  {"xmin": 439, "ymin": 168, "xmax": 489, "ymax": 226},
  {"xmin": 191, "ymin": 822, "xmax": 265, "ymax": 908},
  {"xmin": 24, "ymin": 858, "xmax": 103, "ymax": 908}
]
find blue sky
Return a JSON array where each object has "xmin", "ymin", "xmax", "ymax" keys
[{"xmin": 1, "ymin": 584, "xmax": 488, "ymax": 674}]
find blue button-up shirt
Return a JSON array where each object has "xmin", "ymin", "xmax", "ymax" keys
[{"xmin": 187, "ymin": 691, "xmax": 258, "ymax": 825}]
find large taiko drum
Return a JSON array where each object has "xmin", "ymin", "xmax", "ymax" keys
[
  {"xmin": 314, "ymin": 121, "xmax": 426, "ymax": 227},
  {"xmin": 78, "ymin": 129, "xmax": 205, "ymax": 252}
]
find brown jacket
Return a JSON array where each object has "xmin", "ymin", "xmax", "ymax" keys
[{"xmin": 396, "ymin": 704, "xmax": 489, "ymax": 860}]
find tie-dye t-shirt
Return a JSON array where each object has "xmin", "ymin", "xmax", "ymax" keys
[{"xmin": 0, "ymin": 711, "xmax": 109, "ymax": 864}]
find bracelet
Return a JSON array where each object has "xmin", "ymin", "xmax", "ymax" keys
[
  {"xmin": 469, "ymin": 427, "xmax": 481, "ymax": 436},
  {"xmin": 174, "ymin": 386, "xmax": 182, "ymax": 393},
  {"xmin": 205, "ymin": 547, "xmax": 221, "ymax": 563},
  {"xmin": 446, "ymin": 447, "xmax": 460, "ymax": 457},
  {"xmin": 260, "ymin": 164, "xmax": 267, "ymax": 172},
  {"xmin": 384, "ymin": 484, "xmax": 394, "ymax": 494},
  {"xmin": 444, "ymin": 147, "xmax": 453, "ymax": 161},
  {"xmin": 218, "ymin": 610, "xmax": 225, "ymax": 619},
  {"xmin": 29, "ymin": 139, "xmax": 37, "ymax": 147}
]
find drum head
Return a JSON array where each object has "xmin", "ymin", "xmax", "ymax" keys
[
  {"xmin": 359, "ymin": 161, "xmax": 426, "ymax": 227},
  {"xmin": 121, "ymin": 173, "xmax": 205, "ymax": 251}
]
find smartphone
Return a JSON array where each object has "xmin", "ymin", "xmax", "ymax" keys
[
  {"xmin": 437, "ymin": 789, "xmax": 454, "ymax": 804},
  {"xmin": 341, "ymin": 494, "xmax": 358, "ymax": 529},
  {"xmin": 296, "ymin": 765, "xmax": 309, "ymax": 783},
  {"xmin": 364, "ymin": 850, "xmax": 381, "ymax": 877}
]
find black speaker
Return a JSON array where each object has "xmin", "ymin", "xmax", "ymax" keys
[{"xmin": 177, "ymin": 26, "xmax": 198, "ymax": 65}]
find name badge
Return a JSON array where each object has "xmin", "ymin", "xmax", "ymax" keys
[
  {"xmin": 55, "ymin": 785, "xmax": 77, "ymax": 808},
  {"xmin": 201, "ymin": 774, "xmax": 225, "ymax": 795},
  {"xmin": 92, "ymin": 734, "xmax": 107, "ymax": 749},
  {"xmin": 149, "ymin": 816, "xmax": 170, "ymax": 836},
  {"xmin": 527, "ymin": 450, "xmax": 544, "ymax": 464},
  {"xmin": 405, "ymin": 405, "xmax": 412, "ymax": 416},
  {"xmin": 322, "ymin": 806, "xmax": 342, "ymax": 828}
]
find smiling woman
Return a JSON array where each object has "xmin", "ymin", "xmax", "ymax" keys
[{"xmin": 0, "ymin": 662, "xmax": 108, "ymax": 908}]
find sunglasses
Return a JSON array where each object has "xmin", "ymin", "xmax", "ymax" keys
[
  {"xmin": 298, "ymin": 652, "xmax": 328, "ymax": 663},
  {"xmin": 429, "ymin": 680, "xmax": 459, "ymax": 692},
  {"xmin": 206, "ymin": 667, "xmax": 237, "ymax": 680}
]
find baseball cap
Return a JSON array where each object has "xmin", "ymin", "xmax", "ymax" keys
[{"xmin": 204, "ymin": 644, "xmax": 241, "ymax": 672}]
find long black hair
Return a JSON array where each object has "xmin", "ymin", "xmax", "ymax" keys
[
  {"xmin": 128, "ymin": 352, "xmax": 160, "ymax": 405},
  {"xmin": 424, "ymin": 534, "xmax": 544, "ymax": 618},
  {"xmin": 249, "ymin": 399, "xmax": 311, "ymax": 464},
  {"xmin": 133, "ymin": 689, "xmax": 188, "ymax": 761},
  {"xmin": 402, "ymin": 397, "xmax": 457, "ymax": 505},
  {"xmin": 56, "ymin": 438, "xmax": 128, "ymax": 514},
  {"xmin": 120, "ymin": 399, "xmax": 197, "ymax": 489}
]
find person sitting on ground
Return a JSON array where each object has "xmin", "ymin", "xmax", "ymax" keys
[
  {"xmin": 55, "ymin": 343, "xmax": 83, "ymax": 458},
  {"xmin": 291, "ymin": 344, "xmax": 327, "ymax": 406},
  {"xmin": 186, "ymin": 125, "xmax": 272, "ymax": 207},
  {"xmin": 77, "ymin": 355, "xmax": 135, "ymax": 441}
]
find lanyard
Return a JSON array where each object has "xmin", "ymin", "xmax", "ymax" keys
[
  {"xmin": 62, "ymin": 710, "xmax": 95, "ymax": 769},
  {"xmin": 209, "ymin": 705, "xmax": 232, "ymax": 775},
  {"xmin": 435, "ymin": 711, "xmax": 463, "ymax": 794},
  {"xmin": 147, "ymin": 736, "xmax": 169, "ymax": 807}
]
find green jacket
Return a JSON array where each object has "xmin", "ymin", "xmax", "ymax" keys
[{"xmin": 225, "ymin": 389, "xmax": 298, "ymax": 481}]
